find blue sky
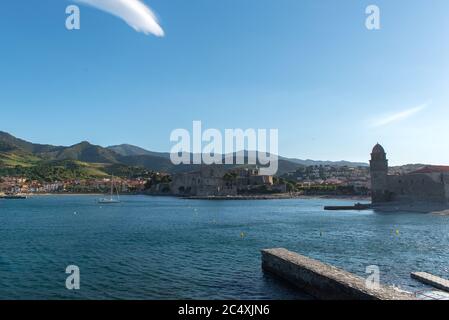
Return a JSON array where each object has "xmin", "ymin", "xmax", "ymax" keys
[{"xmin": 1, "ymin": 0, "xmax": 448, "ymax": 165}]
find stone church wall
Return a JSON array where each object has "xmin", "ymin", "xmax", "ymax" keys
[{"xmin": 387, "ymin": 173, "xmax": 446, "ymax": 203}]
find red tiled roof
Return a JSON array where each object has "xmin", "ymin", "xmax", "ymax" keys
[{"xmin": 411, "ymin": 166, "xmax": 449, "ymax": 174}]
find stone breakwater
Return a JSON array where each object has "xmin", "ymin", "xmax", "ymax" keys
[
  {"xmin": 411, "ymin": 272, "xmax": 449, "ymax": 292},
  {"xmin": 183, "ymin": 194, "xmax": 297, "ymax": 200},
  {"xmin": 183, "ymin": 194, "xmax": 370, "ymax": 201},
  {"xmin": 261, "ymin": 248, "xmax": 416, "ymax": 300}
]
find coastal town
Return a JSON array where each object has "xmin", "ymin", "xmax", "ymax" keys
[
  {"xmin": 0, "ymin": 176, "xmax": 148, "ymax": 195},
  {"xmin": 0, "ymin": 164, "xmax": 371, "ymax": 197},
  {"xmin": 1, "ymin": 139, "xmax": 448, "ymax": 203}
]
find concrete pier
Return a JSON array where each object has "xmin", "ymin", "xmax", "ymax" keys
[
  {"xmin": 324, "ymin": 203, "xmax": 371, "ymax": 211},
  {"xmin": 411, "ymin": 272, "xmax": 449, "ymax": 292},
  {"xmin": 262, "ymin": 248, "xmax": 415, "ymax": 300}
]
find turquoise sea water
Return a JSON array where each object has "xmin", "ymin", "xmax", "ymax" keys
[{"xmin": 0, "ymin": 195, "xmax": 448, "ymax": 300}]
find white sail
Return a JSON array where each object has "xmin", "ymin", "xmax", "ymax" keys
[{"xmin": 98, "ymin": 175, "xmax": 121, "ymax": 204}]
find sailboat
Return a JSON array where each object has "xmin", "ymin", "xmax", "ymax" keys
[{"xmin": 98, "ymin": 175, "xmax": 121, "ymax": 204}]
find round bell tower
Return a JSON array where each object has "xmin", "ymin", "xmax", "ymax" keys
[{"xmin": 370, "ymin": 143, "xmax": 389, "ymax": 203}]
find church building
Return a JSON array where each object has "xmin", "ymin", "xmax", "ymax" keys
[{"xmin": 370, "ymin": 144, "xmax": 449, "ymax": 203}]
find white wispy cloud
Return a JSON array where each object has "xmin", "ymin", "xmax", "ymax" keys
[
  {"xmin": 76, "ymin": 0, "xmax": 164, "ymax": 37},
  {"xmin": 371, "ymin": 102, "xmax": 431, "ymax": 128}
]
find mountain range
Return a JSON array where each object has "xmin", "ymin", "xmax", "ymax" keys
[{"xmin": 0, "ymin": 131, "xmax": 369, "ymax": 180}]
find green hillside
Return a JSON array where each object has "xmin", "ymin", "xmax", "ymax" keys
[
  {"xmin": 2, "ymin": 131, "xmax": 357, "ymax": 182},
  {"xmin": 0, "ymin": 160, "xmax": 106, "ymax": 181},
  {"xmin": 0, "ymin": 159, "xmax": 155, "ymax": 182},
  {"xmin": 0, "ymin": 151, "xmax": 41, "ymax": 168},
  {"xmin": 49, "ymin": 141, "xmax": 121, "ymax": 163},
  {"xmin": 0, "ymin": 131, "xmax": 310, "ymax": 181},
  {"xmin": 0, "ymin": 131, "xmax": 181, "ymax": 180},
  {"xmin": 0, "ymin": 132, "xmax": 141, "ymax": 180}
]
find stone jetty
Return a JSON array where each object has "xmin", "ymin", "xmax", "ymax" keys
[{"xmin": 262, "ymin": 248, "xmax": 415, "ymax": 300}]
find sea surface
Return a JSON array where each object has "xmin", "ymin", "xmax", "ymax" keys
[{"xmin": 0, "ymin": 195, "xmax": 448, "ymax": 300}]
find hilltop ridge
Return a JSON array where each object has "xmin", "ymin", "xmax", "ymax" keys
[{"xmin": 0, "ymin": 131, "xmax": 372, "ymax": 181}]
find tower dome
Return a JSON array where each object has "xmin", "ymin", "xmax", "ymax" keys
[{"xmin": 372, "ymin": 143, "xmax": 385, "ymax": 154}]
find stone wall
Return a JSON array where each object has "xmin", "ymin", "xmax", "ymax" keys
[
  {"xmin": 170, "ymin": 166, "xmax": 238, "ymax": 197},
  {"xmin": 170, "ymin": 165, "xmax": 276, "ymax": 197},
  {"xmin": 443, "ymin": 174, "xmax": 449, "ymax": 202},
  {"xmin": 387, "ymin": 173, "xmax": 446, "ymax": 203},
  {"xmin": 261, "ymin": 248, "xmax": 415, "ymax": 300}
]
